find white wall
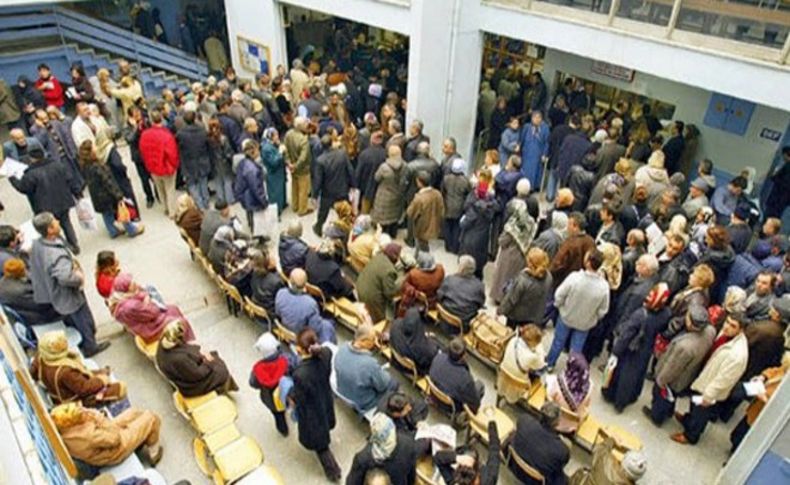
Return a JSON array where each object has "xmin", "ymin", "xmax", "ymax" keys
[
  {"xmin": 477, "ymin": 2, "xmax": 790, "ymax": 114},
  {"xmin": 224, "ymin": 0, "xmax": 286, "ymax": 77},
  {"xmin": 541, "ymin": 48, "xmax": 790, "ymax": 179}
]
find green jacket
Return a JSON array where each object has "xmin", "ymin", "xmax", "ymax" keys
[{"xmin": 357, "ymin": 253, "xmax": 401, "ymax": 319}]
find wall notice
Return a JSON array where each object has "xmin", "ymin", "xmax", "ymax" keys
[{"xmin": 591, "ymin": 60, "xmax": 635, "ymax": 82}]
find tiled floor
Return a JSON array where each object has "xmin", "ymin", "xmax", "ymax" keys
[{"xmin": 0, "ymin": 146, "xmax": 734, "ymax": 484}]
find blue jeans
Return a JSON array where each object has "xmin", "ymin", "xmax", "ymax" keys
[
  {"xmin": 101, "ymin": 212, "xmax": 139, "ymax": 238},
  {"xmin": 188, "ymin": 177, "xmax": 210, "ymax": 210},
  {"xmin": 213, "ymin": 173, "xmax": 234, "ymax": 204},
  {"xmin": 546, "ymin": 168, "xmax": 559, "ymax": 202},
  {"xmin": 546, "ymin": 315, "xmax": 589, "ymax": 367}
]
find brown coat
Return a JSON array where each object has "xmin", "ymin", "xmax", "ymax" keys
[
  {"xmin": 550, "ymin": 233, "xmax": 595, "ymax": 286},
  {"xmin": 59, "ymin": 408, "xmax": 160, "ymax": 466},
  {"xmin": 407, "ymin": 187, "xmax": 444, "ymax": 241},
  {"xmin": 31, "ymin": 357, "xmax": 121, "ymax": 406},
  {"xmin": 399, "ymin": 265, "xmax": 445, "ymax": 315},
  {"xmin": 177, "ymin": 207, "xmax": 203, "ymax": 246},
  {"xmin": 156, "ymin": 343, "xmax": 234, "ymax": 397}
]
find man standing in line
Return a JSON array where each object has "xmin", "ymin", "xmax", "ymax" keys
[
  {"xmin": 284, "ymin": 116, "xmax": 313, "ymax": 216},
  {"xmin": 139, "ymin": 110, "xmax": 180, "ymax": 218},
  {"xmin": 29, "ymin": 213, "xmax": 109, "ymax": 357}
]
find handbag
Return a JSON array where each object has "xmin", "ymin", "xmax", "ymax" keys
[
  {"xmin": 601, "ymin": 355, "xmax": 618, "ymax": 389},
  {"xmin": 467, "ymin": 313, "xmax": 514, "ymax": 364},
  {"xmin": 653, "ymin": 334, "xmax": 670, "ymax": 357},
  {"xmin": 116, "ymin": 200, "xmax": 131, "ymax": 223}
]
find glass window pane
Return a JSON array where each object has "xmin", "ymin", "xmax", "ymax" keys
[
  {"xmin": 615, "ymin": 0, "xmax": 672, "ymax": 26},
  {"xmin": 675, "ymin": 0, "xmax": 788, "ymax": 48},
  {"xmin": 533, "ymin": 0, "xmax": 612, "ymax": 14}
]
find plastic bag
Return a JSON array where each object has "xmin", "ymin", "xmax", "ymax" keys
[
  {"xmin": 251, "ymin": 203, "xmax": 279, "ymax": 239},
  {"xmin": 116, "ymin": 200, "xmax": 131, "ymax": 223},
  {"xmin": 76, "ymin": 198, "xmax": 97, "ymax": 230}
]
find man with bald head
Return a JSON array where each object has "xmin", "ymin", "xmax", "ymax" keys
[
  {"xmin": 3, "ymin": 128, "xmax": 44, "ymax": 164},
  {"xmin": 274, "ymin": 268, "xmax": 336, "ymax": 343}
]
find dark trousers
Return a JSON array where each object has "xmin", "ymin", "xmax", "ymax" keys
[
  {"xmin": 442, "ymin": 218, "xmax": 461, "ymax": 253},
  {"xmin": 730, "ymin": 415, "xmax": 750, "ymax": 452},
  {"xmin": 415, "ymin": 238, "xmax": 430, "ymax": 253},
  {"xmin": 63, "ymin": 302, "xmax": 97, "ymax": 352},
  {"xmin": 382, "ymin": 223, "xmax": 399, "ymax": 238},
  {"xmin": 681, "ymin": 401, "xmax": 718, "ymax": 444},
  {"xmin": 273, "ymin": 411, "xmax": 288, "ymax": 435},
  {"xmin": 316, "ymin": 448, "xmax": 341, "ymax": 480},
  {"xmin": 55, "ymin": 210, "xmax": 79, "ymax": 251},
  {"xmin": 650, "ymin": 383, "xmax": 676, "ymax": 425},
  {"xmin": 107, "ymin": 148, "xmax": 139, "ymax": 216},
  {"xmin": 314, "ymin": 195, "xmax": 344, "ymax": 237},
  {"xmin": 133, "ymin": 159, "xmax": 156, "ymax": 204}
]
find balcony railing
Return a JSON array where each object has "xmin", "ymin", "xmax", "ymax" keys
[{"xmin": 486, "ymin": 0, "xmax": 790, "ymax": 66}]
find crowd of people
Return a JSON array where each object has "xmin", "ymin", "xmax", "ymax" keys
[{"xmin": 0, "ymin": 43, "xmax": 788, "ymax": 484}]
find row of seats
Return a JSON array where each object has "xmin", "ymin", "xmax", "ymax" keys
[
  {"xmin": 177, "ymin": 231, "xmax": 638, "ymax": 483},
  {"xmin": 117, "ymin": 233, "xmax": 279, "ymax": 485}
]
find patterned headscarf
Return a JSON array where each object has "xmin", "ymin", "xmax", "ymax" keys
[
  {"xmin": 551, "ymin": 211, "xmax": 569, "ymax": 239},
  {"xmin": 160, "ymin": 319, "xmax": 187, "ymax": 350},
  {"xmin": 38, "ymin": 331, "xmax": 89, "ymax": 374},
  {"xmin": 504, "ymin": 198, "xmax": 537, "ymax": 254},
  {"xmin": 559, "ymin": 352, "xmax": 590, "ymax": 411},
  {"xmin": 263, "ymin": 127, "xmax": 278, "ymax": 142},
  {"xmin": 369, "ymin": 413, "xmax": 398, "ymax": 462}
]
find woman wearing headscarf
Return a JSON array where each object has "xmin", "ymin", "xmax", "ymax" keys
[
  {"xmin": 31, "ymin": 331, "xmax": 126, "ymax": 406},
  {"xmin": 51, "ymin": 402, "xmax": 162, "ymax": 466},
  {"xmin": 357, "ymin": 243, "xmax": 403, "ymax": 322},
  {"xmin": 261, "ymin": 127, "xmax": 287, "ymax": 215},
  {"xmin": 249, "ymin": 332, "xmax": 291, "ymax": 436},
  {"xmin": 175, "ymin": 193, "xmax": 203, "ymax": 246},
  {"xmin": 697, "ymin": 224, "xmax": 736, "ymax": 304},
  {"xmin": 546, "ymin": 352, "xmax": 592, "ymax": 433},
  {"xmin": 497, "ymin": 247, "xmax": 553, "ymax": 328},
  {"xmin": 459, "ymin": 173, "xmax": 500, "ymax": 279},
  {"xmin": 397, "ymin": 252, "xmax": 445, "ymax": 316},
  {"xmin": 109, "ymin": 273, "xmax": 194, "ymax": 344},
  {"xmin": 233, "ymin": 139, "xmax": 269, "ymax": 234},
  {"xmin": 346, "ymin": 413, "xmax": 418, "ymax": 485},
  {"xmin": 690, "ymin": 206, "xmax": 715, "ymax": 246},
  {"xmin": 603, "ymin": 283, "xmax": 672, "ymax": 412},
  {"xmin": 661, "ymin": 264, "xmax": 715, "ymax": 341},
  {"xmin": 290, "ymin": 328, "xmax": 342, "ymax": 481},
  {"xmin": 489, "ymin": 185, "xmax": 538, "ymax": 303},
  {"xmin": 155, "ymin": 320, "xmax": 237, "ymax": 397},
  {"xmin": 389, "ymin": 307, "xmax": 439, "ymax": 376},
  {"xmin": 533, "ymin": 210, "xmax": 568, "ymax": 259}
]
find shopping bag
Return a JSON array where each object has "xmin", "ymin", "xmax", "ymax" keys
[
  {"xmin": 252, "ymin": 203, "xmax": 279, "ymax": 239},
  {"xmin": 116, "ymin": 200, "xmax": 131, "ymax": 223},
  {"xmin": 76, "ymin": 197, "xmax": 97, "ymax": 230}
]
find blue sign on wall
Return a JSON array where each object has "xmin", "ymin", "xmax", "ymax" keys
[{"xmin": 703, "ymin": 93, "xmax": 755, "ymax": 136}]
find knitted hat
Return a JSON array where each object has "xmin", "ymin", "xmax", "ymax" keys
[
  {"xmin": 451, "ymin": 158, "xmax": 466, "ymax": 174},
  {"xmin": 690, "ymin": 177, "xmax": 709, "ymax": 190},
  {"xmin": 622, "ymin": 450, "xmax": 647, "ymax": 480},
  {"xmin": 369, "ymin": 413, "xmax": 397, "ymax": 462},
  {"xmin": 254, "ymin": 333, "xmax": 280, "ymax": 360}
]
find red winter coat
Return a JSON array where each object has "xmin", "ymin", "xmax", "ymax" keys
[
  {"xmin": 139, "ymin": 125, "xmax": 180, "ymax": 176},
  {"xmin": 34, "ymin": 76, "xmax": 64, "ymax": 107}
]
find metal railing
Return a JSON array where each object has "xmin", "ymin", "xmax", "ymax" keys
[
  {"xmin": 486, "ymin": 0, "xmax": 790, "ymax": 65},
  {"xmin": 0, "ymin": 5, "xmax": 208, "ymax": 80}
]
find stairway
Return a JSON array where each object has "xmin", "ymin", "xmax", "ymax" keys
[{"xmin": 0, "ymin": 5, "xmax": 208, "ymax": 96}]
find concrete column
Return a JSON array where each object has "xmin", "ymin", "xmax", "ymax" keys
[
  {"xmin": 407, "ymin": 0, "xmax": 482, "ymax": 162},
  {"xmin": 224, "ymin": 0, "xmax": 287, "ymax": 77}
]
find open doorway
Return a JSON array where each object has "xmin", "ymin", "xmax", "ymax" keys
[{"xmin": 280, "ymin": 4, "xmax": 410, "ymax": 110}]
